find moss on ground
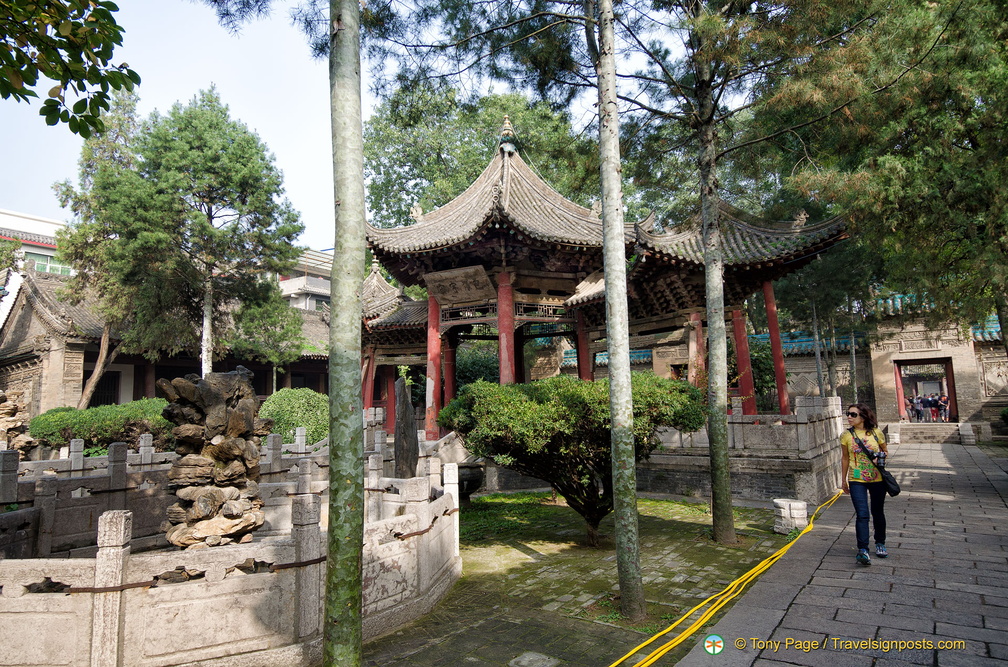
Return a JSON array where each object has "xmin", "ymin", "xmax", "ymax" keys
[{"xmin": 456, "ymin": 492, "xmax": 790, "ymax": 664}]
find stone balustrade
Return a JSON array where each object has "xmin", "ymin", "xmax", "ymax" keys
[{"xmin": 0, "ymin": 444, "xmax": 461, "ymax": 666}]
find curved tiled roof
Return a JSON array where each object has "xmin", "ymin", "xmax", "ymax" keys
[
  {"xmin": 365, "ymin": 301, "xmax": 428, "ymax": 330},
  {"xmin": 23, "ymin": 267, "xmax": 104, "ymax": 340},
  {"xmin": 367, "ymin": 144, "xmax": 608, "ymax": 254},
  {"xmin": 361, "ymin": 261, "xmax": 406, "ymax": 321},
  {"xmin": 636, "ymin": 202, "xmax": 846, "ymax": 266}
]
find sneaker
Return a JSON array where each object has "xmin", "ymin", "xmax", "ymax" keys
[
  {"xmin": 856, "ymin": 549, "xmax": 871, "ymax": 566},
  {"xmin": 876, "ymin": 543, "xmax": 888, "ymax": 558}
]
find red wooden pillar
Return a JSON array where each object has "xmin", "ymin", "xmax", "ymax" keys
[
  {"xmin": 362, "ymin": 347, "xmax": 377, "ymax": 410},
  {"xmin": 425, "ymin": 295, "xmax": 443, "ymax": 440},
  {"xmin": 762, "ymin": 281, "xmax": 790, "ymax": 415},
  {"xmin": 687, "ymin": 312, "xmax": 706, "ymax": 387},
  {"xmin": 443, "ymin": 330, "xmax": 457, "ymax": 404},
  {"xmin": 894, "ymin": 362, "xmax": 907, "ymax": 421},
  {"xmin": 497, "ymin": 271, "xmax": 516, "ymax": 385},
  {"xmin": 575, "ymin": 311, "xmax": 593, "ymax": 381},
  {"xmin": 384, "ymin": 366, "xmax": 397, "ymax": 434},
  {"xmin": 732, "ymin": 309, "xmax": 757, "ymax": 415}
]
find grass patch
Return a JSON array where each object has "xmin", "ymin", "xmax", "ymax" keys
[{"xmin": 460, "ymin": 492, "xmax": 572, "ymax": 542}]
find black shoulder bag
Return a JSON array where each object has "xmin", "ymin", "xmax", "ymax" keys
[{"xmin": 849, "ymin": 427, "xmax": 901, "ymax": 497}]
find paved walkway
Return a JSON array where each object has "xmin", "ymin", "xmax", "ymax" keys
[
  {"xmin": 363, "ymin": 438, "xmax": 1008, "ymax": 666},
  {"xmin": 683, "ymin": 439, "xmax": 1008, "ymax": 666}
]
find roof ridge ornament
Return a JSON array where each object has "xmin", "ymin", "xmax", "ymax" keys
[
  {"xmin": 791, "ymin": 209, "xmax": 809, "ymax": 229},
  {"xmin": 410, "ymin": 202, "xmax": 423, "ymax": 221},
  {"xmin": 499, "ymin": 115, "xmax": 517, "ymax": 155}
]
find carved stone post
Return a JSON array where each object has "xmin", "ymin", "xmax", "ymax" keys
[
  {"xmin": 69, "ymin": 438, "xmax": 84, "ymax": 477},
  {"xmin": 267, "ymin": 433, "xmax": 283, "ymax": 474},
  {"xmin": 366, "ymin": 453, "xmax": 382, "ymax": 523},
  {"xmin": 90, "ymin": 510, "xmax": 132, "ymax": 667},
  {"xmin": 34, "ymin": 474, "xmax": 57, "ymax": 557},
  {"xmin": 443, "ymin": 463, "xmax": 460, "ymax": 558},
  {"xmin": 108, "ymin": 442, "xmax": 127, "ymax": 511},
  {"xmin": 0, "ymin": 450, "xmax": 18, "ymax": 504},
  {"xmin": 292, "ymin": 492, "xmax": 322, "ymax": 639}
]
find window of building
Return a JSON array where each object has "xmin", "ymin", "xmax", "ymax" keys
[
  {"xmin": 25, "ymin": 251, "xmax": 72, "ymax": 275},
  {"xmin": 88, "ymin": 371, "xmax": 121, "ymax": 407},
  {"xmin": 314, "ymin": 296, "xmax": 330, "ymax": 311}
]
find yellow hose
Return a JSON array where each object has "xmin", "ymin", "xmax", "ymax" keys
[{"xmin": 608, "ymin": 491, "xmax": 844, "ymax": 667}]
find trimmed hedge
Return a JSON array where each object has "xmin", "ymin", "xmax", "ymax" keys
[
  {"xmin": 259, "ymin": 388, "xmax": 328, "ymax": 445},
  {"xmin": 438, "ymin": 372, "xmax": 706, "ymax": 544},
  {"xmin": 28, "ymin": 398, "xmax": 175, "ymax": 453}
]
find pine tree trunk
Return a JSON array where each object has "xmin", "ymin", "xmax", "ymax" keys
[
  {"xmin": 594, "ymin": 0, "xmax": 645, "ymax": 621},
  {"xmin": 323, "ymin": 0, "xmax": 367, "ymax": 663},
  {"xmin": 77, "ymin": 322, "xmax": 123, "ymax": 409},
  {"xmin": 201, "ymin": 277, "xmax": 214, "ymax": 377},
  {"xmin": 697, "ymin": 67, "xmax": 736, "ymax": 546}
]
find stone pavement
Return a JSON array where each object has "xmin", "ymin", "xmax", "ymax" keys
[
  {"xmin": 683, "ymin": 438, "xmax": 1008, "ymax": 666},
  {"xmin": 363, "ymin": 437, "xmax": 1008, "ymax": 666}
]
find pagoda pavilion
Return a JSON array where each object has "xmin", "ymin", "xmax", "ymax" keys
[{"xmin": 362, "ymin": 119, "xmax": 847, "ymax": 440}]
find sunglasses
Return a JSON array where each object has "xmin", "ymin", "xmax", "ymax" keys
[{"xmin": 846, "ymin": 412, "xmax": 861, "ymax": 418}]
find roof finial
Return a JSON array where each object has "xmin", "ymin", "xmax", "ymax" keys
[
  {"xmin": 501, "ymin": 115, "xmax": 515, "ymax": 139},
  {"xmin": 499, "ymin": 115, "xmax": 517, "ymax": 154}
]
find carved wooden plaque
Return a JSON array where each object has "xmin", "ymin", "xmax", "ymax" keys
[{"xmin": 424, "ymin": 266, "xmax": 497, "ymax": 306}]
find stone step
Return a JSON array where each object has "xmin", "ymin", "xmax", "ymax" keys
[{"xmin": 898, "ymin": 423, "xmax": 962, "ymax": 444}]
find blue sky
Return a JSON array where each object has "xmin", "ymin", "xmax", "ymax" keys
[{"xmin": 0, "ymin": 1, "xmax": 354, "ymax": 250}]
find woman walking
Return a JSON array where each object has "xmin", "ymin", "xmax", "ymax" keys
[{"xmin": 841, "ymin": 403, "xmax": 890, "ymax": 565}]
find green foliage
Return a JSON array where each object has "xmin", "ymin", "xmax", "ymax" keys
[
  {"xmin": 363, "ymin": 85, "xmax": 600, "ymax": 228},
  {"xmin": 228, "ymin": 281, "xmax": 306, "ymax": 370},
  {"xmin": 27, "ymin": 398, "xmax": 173, "ymax": 451},
  {"xmin": 1000, "ymin": 407, "xmax": 1008, "ymax": 426},
  {"xmin": 455, "ymin": 342, "xmax": 499, "ymax": 390},
  {"xmin": 259, "ymin": 388, "xmax": 328, "ymax": 445},
  {"xmin": 0, "ymin": 0, "xmax": 140, "ymax": 136},
  {"xmin": 0, "ymin": 238, "xmax": 21, "ymax": 270},
  {"xmin": 89, "ymin": 88, "xmax": 304, "ymax": 368},
  {"xmin": 439, "ymin": 373, "xmax": 706, "ymax": 537}
]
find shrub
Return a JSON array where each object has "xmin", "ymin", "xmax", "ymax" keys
[
  {"xmin": 1001, "ymin": 407, "xmax": 1008, "ymax": 426},
  {"xmin": 259, "ymin": 388, "xmax": 328, "ymax": 445},
  {"xmin": 438, "ymin": 372, "xmax": 706, "ymax": 545},
  {"xmin": 28, "ymin": 398, "xmax": 174, "ymax": 453}
]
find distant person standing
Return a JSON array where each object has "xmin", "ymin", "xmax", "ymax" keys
[
  {"xmin": 913, "ymin": 395, "xmax": 924, "ymax": 422},
  {"xmin": 841, "ymin": 403, "xmax": 890, "ymax": 565},
  {"xmin": 903, "ymin": 396, "xmax": 913, "ymax": 422},
  {"xmin": 939, "ymin": 393, "xmax": 950, "ymax": 422},
  {"xmin": 920, "ymin": 394, "xmax": 931, "ymax": 422},
  {"xmin": 930, "ymin": 394, "xmax": 940, "ymax": 422}
]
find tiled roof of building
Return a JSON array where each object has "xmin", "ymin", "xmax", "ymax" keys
[
  {"xmin": 365, "ymin": 301, "xmax": 428, "ymax": 330},
  {"xmin": 0, "ymin": 227, "xmax": 57, "ymax": 248},
  {"xmin": 361, "ymin": 261, "xmax": 407, "ymax": 321},
  {"xmin": 636, "ymin": 202, "xmax": 846, "ymax": 266},
  {"xmin": 22, "ymin": 267, "xmax": 105, "ymax": 340},
  {"xmin": 972, "ymin": 313, "xmax": 1003, "ymax": 342},
  {"xmin": 748, "ymin": 332, "xmax": 865, "ymax": 356},
  {"xmin": 367, "ymin": 143, "xmax": 623, "ymax": 255}
]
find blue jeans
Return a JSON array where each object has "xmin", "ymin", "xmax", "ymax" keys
[{"xmin": 849, "ymin": 481, "xmax": 887, "ymax": 551}]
